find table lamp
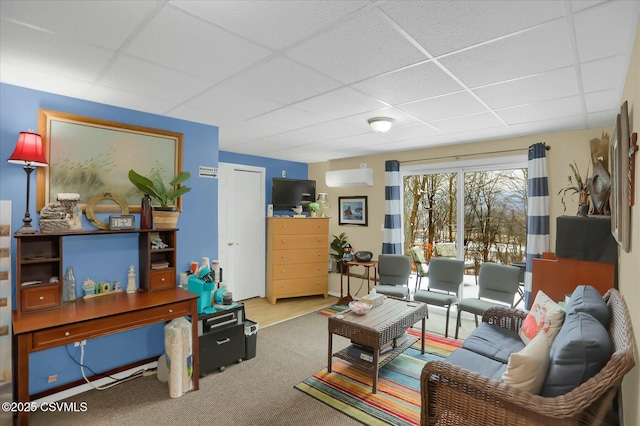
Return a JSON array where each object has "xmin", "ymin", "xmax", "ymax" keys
[
  {"xmin": 317, "ymin": 193, "xmax": 329, "ymax": 217},
  {"xmin": 7, "ymin": 130, "xmax": 48, "ymax": 234}
]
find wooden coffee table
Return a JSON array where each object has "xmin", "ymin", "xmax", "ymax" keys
[{"xmin": 327, "ymin": 298, "xmax": 428, "ymax": 393}]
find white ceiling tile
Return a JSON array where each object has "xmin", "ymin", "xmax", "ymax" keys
[
  {"xmin": 587, "ymin": 110, "xmax": 617, "ymax": 128},
  {"xmin": 400, "ymin": 92, "xmax": 488, "ymax": 123},
  {"xmin": 440, "ymin": 19, "xmax": 574, "ymax": 87},
  {"xmin": 99, "ymin": 56, "xmax": 211, "ymax": 103},
  {"xmin": 569, "ymin": 1, "xmax": 605, "ymax": 14},
  {"xmin": 285, "ymin": 9, "xmax": 425, "ymax": 84},
  {"xmin": 445, "ymin": 126, "xmax": 517, "ymax": 143},
  {"xmin": 86, "ymin": 85, "xmax": 176, "ymax": 115},
  {"xmin": 497, "ymin": 96, "xmax": 584, "ymax": 125},
  {"xmin": 473, "ymin": 67, "xmax": 580, "ymax": 109},
  {"xmin": 430, "ymin": 112, "xmax": 506, "ymax": 133},
  {"xmin": 170, "ymin": 0, "xmax": 369, "ymax": 50},
  {"xmin": 0, "ymin": 63, "xmax": 93, "ymax": 99},
  {"xmin": 0, "ymin": 0, "xmax": 158, "ymax": 50},
  {"xmin": 584, "ymin": 89, "xmax": 621, "ymax": 114},
  {"xmin": 380, "ymin": 1, "xmax": 564, "ymax": 56},
  {"xmin": 172, "ymin": 83, "xmax": 283, "ymax": 122},
  {"xmin": 293, "ymin": 87, "xmax": 387, "ymax": 120},
  {"xmin": 125, "ymin": 6, "xmax": 271, "ymax": 83},
  {"xmin": 297, "ymin": 121, "xmax": 366, "ymax": 143},
  {"xmin": 580, "ymin": 55, "xmax": 629, "ymax": 93},
  {"xmin": 510, "ymin": 114, "xmax": 587, "ymax": 135},
  {"xmin": 0, "ymin": 19, "xmax": 114, "ymax": 82},
  {"xmin": 223, "ymin": 56, "xmax": 342, "ymax": 105},
  {"xmin": 572, "ymin": 1, "xmax": 640, "ymax": 63},
  {"xmin": 352, "ymin": 61, "xmax": 465, "ymax": 104},
  {"xmin": 246, "ymin": 106, "xmax": 327, "ymax": 132}
]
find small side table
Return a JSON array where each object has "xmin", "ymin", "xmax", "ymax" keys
[{"xmin": 338, "ymin": 260, "xmax": 378, "ymax": 305}]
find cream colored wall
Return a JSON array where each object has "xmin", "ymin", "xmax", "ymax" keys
[{"xmin": 309, "ymin": 18, "xmax": 640, "ymax": 423}]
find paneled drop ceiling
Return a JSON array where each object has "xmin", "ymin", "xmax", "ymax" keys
[{"xmin": 1, "ymin": 1, "xmax": 639, "ymax": 163}]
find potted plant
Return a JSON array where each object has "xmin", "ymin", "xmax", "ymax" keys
[
  {"xmin": 558, "ymin": 161, "xmax": 590, "ymax": 217},
  {"xmin": 128, "ymin": 169, "xmax": 191, "ymax": 229},
  {"xmin": 308, "ymin": 202, "xmax": 320, "ymax": 217},
  {"xmin": 330, "ymin": 232, "xmax": 349, "ymax": 273}
]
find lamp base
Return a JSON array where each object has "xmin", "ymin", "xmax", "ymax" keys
[{"xmin": 15, "ymin": 224, "xmax": 38, "ymax": 234}]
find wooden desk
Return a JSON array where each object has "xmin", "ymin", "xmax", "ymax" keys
[
  {"xmin": 12, "ymin": 287, "xmax": 199, "ymax": 425},
  {"xmin": 339, "ymin": 261, "xmax": 378, "ymax": 305}
]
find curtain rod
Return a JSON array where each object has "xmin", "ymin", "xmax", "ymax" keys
[{"xmin": 399, "ymin": 145, "xmax": 550, "ymax": 164}]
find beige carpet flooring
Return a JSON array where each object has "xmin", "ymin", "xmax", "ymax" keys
[{"xmin": 26, "ymin": 306, "xmax": 476, "ymax": 426}]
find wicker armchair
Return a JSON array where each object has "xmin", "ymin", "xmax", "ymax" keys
[{"xmin": 420, "ymin": 288, "xmax": 635, "ymax": 426}]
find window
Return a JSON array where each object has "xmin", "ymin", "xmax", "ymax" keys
[{"xmin": 403, "ymin": 156, "xmax": 527, "ymax": 270}]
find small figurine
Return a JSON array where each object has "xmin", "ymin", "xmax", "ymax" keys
[
  {"xmin": 127, "ymin": 264, "xmax": 137, "ymax": 293},
  {"xmin": 151, "ymin": 238, "xmax": 168, "ymax": 249},
  {"xmin": 342, "ymin": 243, "xmax": 354, "ymax": 262}
]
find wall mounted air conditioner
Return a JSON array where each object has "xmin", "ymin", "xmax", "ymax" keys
[{"xmin": 325, "ymin": 168, "xmax": 374, "ymax": 187}]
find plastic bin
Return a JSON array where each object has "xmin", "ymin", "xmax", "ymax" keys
[{"xmin": 244, "ymin": 319, "xmax": 258, "ymax": 360}]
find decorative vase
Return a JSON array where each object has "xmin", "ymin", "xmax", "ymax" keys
[
  {"xmin": 310, "ymin": 211, "xmax": 317, "ymax": 217},
  {"xmin": 63, "ymin": 265, "xmax": 76, "ymax": 302},
  {"xmin": 140, "ymin": 194, "xmax": 153, "ymax": 229}
]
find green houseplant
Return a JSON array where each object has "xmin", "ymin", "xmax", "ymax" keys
[
  {"xmin": 128, "ymin": 169, "xmax": 191, "ymax": 228},
  {"xmin": 308, "ymin": 202, "xmax": 320, "ymax": 217},
  {"xmin": 330, "ymin": 232, "xmax": 349, "ymax": 272}
]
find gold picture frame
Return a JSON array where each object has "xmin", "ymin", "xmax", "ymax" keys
[{"xmin": 37, "ymin": 109, "xmax": 183, "ymax": 213}]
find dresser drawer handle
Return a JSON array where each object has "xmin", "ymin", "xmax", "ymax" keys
[
  {"xmin": 161, "ymin": 278, "xmax": 165, "ymax": 282},
  {"xmin": 169, "ymin": 309, "xmax": 173, "ymax": 313},
  {"xmin": 64, "ymin": 332, "xmax": 70, "ymax": 337},
  {"xmin": 39, "ymin": 296, "xmax": 44, "ymax": 300},
  {"xmin": 216, "ymin": 338, "xmax": 231, "ymax": 345},
  {"xmin": 281, "ymin": 240, "xmax": 286, "ymax": 243},
  {"xmin": 281, "ymin": 255, "xmax": 286, "ymax": 258}
]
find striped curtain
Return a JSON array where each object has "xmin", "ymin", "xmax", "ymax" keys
[
  {"xmin": 382, "ymin": 160, "xmax": 402, "ymax": 254},
  {"xmin": 524, "ymin": 143, "xmax": 550, "ymax": 309}
]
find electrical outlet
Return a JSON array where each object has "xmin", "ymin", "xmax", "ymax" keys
[
  {"xmin": 281, "ymin": 170, "xmax": 286, "ymax": 177},
  {"xmin": 74, "ymin": 340, "xmax": 87, "ymax": 347},
  {"xmin": 48, "ymin": 375, "xmax": 57, "ymax": 383}
]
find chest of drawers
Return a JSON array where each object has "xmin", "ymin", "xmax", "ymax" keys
[{"xmin": 266, "ymin": 217, "xmax": 329, "ymax": 304}]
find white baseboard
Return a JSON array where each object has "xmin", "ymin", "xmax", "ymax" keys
[{"xmin": 32, "ymin": 361, "xmax": 157, "ymax": 404}]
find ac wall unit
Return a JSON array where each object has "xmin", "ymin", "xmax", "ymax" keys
[{"xmin": 325, "ymin": 168, "xmax": 374, "ymax": 187}]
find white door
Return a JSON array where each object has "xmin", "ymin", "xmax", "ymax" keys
[{"xmin": 218, "ymin": 163, "xmax": 265, "ymax": 301}]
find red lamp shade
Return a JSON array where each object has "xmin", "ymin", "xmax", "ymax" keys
[{"xmin": 7, "ymin": 131, "xmax": 48, "ymax": 167}]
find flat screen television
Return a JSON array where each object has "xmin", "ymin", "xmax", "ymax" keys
[{"xmin": 272, "ymin": 178, "xmax": 316, "ymax": 210}]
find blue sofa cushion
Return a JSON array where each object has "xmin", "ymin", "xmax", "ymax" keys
[
  {"xmin": 566, "ymin": 285, "xmax": 610, "ymax": 328},
  {"xmin": 541, "ymin": 312, "xmax": 613, "ymax": 397},
  {"xmin": 446, "ymin": 348, "xmax": 508, "ymax": 381},
  {"xmin": 462, "ymin": 322, "xmax": 525, "ymax": 364}
]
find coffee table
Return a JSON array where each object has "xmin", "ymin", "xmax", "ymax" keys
[{"xmin": 327, "ymin": 298, "xmax": 428, "ymax": 393}]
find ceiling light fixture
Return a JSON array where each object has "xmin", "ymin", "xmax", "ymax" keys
[{"xmin": 367, "ymin": 117, "xmax": 393, "ymax": 133}]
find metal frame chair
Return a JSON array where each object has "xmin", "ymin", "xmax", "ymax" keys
[
  {"xmin": 455, "ymin": 262, "xmax": 521, "ymax": 339},
  {"xmin": 409, "ymin": 246, "xmax": 429, "ymax": 291},
  {"xmin": 373, "ymin": 254, "xmax": 412, "ymax": 299},
  {"xmin": 413, "ymin": 258, "xmax": 464, "ymax": 337}
]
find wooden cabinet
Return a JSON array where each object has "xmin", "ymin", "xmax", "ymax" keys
[
  {"xmin": 266, "ymin": 217, "xmax": 329, "ymax": 304},
  {"xmin": 139, "ymin": 230, "xmax": 177, "ymax": 292},
  {"xmin": 15, "ymin": 229, "xmax": 178, "ymax": 314}
]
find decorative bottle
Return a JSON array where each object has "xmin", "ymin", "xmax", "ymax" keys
[
  {"xmin": 63, "ymin": 265, "xmax": 77, "ymax": 302},
  {"xmin": 140, "ymin": 194, "xmax": 153, "ymax": 229}
]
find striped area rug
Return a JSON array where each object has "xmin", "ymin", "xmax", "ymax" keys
[
  {"xmin": 318, "ymin": 304, "xmax": 349, "ymax": 317},
  {"xmin": 295, "ymin": 330, "xmax": 462, "ymax": 426}
]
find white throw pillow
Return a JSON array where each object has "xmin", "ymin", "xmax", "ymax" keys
[
  {"xmin": 519, "ymin": 290, "xmax": 565, "ymax": 345},
  {"xmin": 502, "ymin": 331, "xmax": 550, "ymax": 394}
]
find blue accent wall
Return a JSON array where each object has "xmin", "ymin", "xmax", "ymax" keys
[
  {"xmin": 0, "ymin": 83, "xmax": 307, "ymax": 394},
  {"xmin": 219, "ymin": 151, "xmax": 308, "ymax": 215}
]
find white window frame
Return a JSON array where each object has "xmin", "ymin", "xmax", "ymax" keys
[{"xmin": 401, "ymin": 155, "xmax": 527, "ymax": 260}]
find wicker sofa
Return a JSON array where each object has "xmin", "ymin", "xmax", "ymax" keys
[{"xmin": 420, "ymin": 288, "xmax": 635, "ymax": 425}]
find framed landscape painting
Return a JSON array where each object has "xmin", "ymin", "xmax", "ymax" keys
[
  {"xmin": 338, "ymin": 196, "xmax": 368, "ymax": 226},
  {"xmin": 37, "ymin": 109, "xmax": 183, "ymax": 213}
]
